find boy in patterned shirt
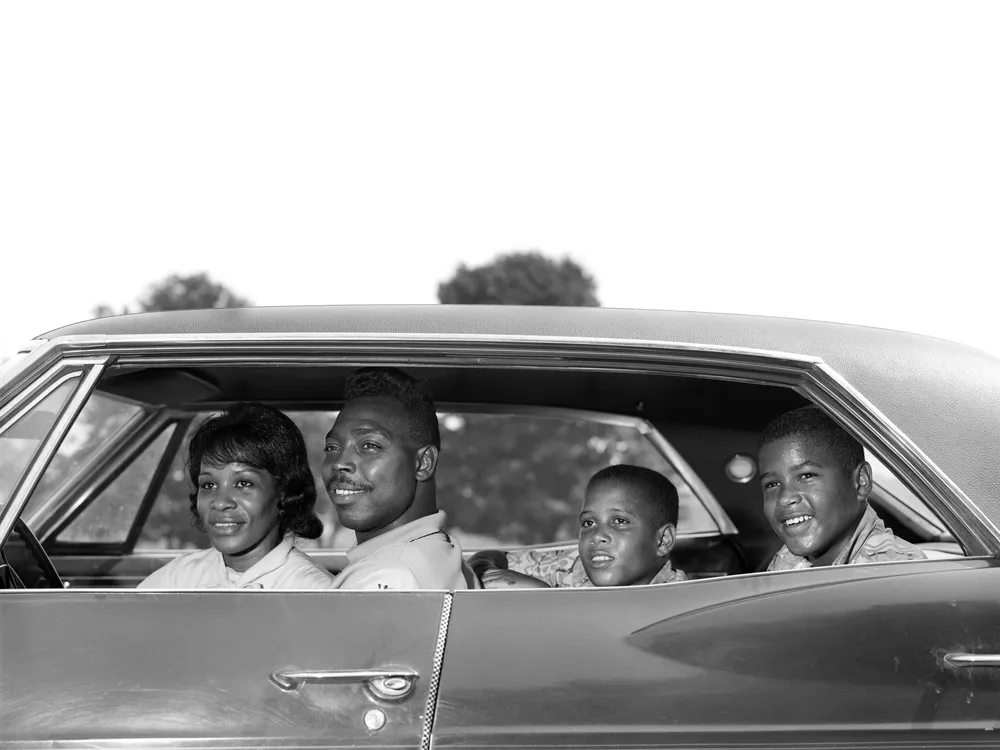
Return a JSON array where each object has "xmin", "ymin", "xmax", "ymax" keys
[
  {"xmin": 481, "ymin": 465, "xmax": 687, "ymax": 588},
  {"xmin": 759, "ymin": 406, "xmax": 926, "ymax": 571}
]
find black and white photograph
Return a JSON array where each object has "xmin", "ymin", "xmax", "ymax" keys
[{"xmin": 2, "ymin": 2, "xmax": 999, "ymax": 748}]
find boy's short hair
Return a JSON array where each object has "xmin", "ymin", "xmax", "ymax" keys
[
  {"xmin": 587, "ymin": 464, "xmax": 679, "ymax": 527},
  {"xmin": 758, "ymin": 405, "xmax": 864, "ymax": 473},
  {"xmin": 344, "ymin": 367, "xmax": 441, "ymax": 449}
]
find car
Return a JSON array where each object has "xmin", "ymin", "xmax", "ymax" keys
[{"xmin": 1, "ymin": 305, "xmax": 999, "ymax": 749}]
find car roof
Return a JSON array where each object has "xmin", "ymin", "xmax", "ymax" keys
[{"xmin": 36, "ymin": 305, "xmax": 1000, "ymax": 524}]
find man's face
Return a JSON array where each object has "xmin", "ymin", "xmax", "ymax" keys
[
  {"xmin": 759, "ymin": 436, "xmax": 869, "ymax": 564},
  {"xmin": 322, "ymin": 396, "xmax": 427, "ymax": 535},
  {"xmin": 577, "ymin": 480, "xmax": 671, "ymax": 587}
]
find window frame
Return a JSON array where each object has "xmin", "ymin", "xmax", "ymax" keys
[{"xmin": 3, "ymin": 331, "xmax": 994, "ymax": 560}]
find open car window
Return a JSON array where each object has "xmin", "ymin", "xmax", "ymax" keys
[{"xmin": 131, "ymin": 408, "xmax": 723, "ymax": 553}]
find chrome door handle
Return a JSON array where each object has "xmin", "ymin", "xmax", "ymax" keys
[
  {"xmin": 269, "ymin": 668, "xmax": 418, "ymax": 699},
  {"xmin": 943, "ymin": 653, "xmax": 1000, "ymax": 668}
]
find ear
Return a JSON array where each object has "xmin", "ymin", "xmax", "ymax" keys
[
  {"xmin": 415, "ymin": 445, "xmax": 439, "ymax": 482},
  {"xmin": 854, "ymin": 461, "xmax": 873, "ymax": 501},
  {"xmin": 656, "ymin": 522, "xmax": 677, "ymax": 558}
]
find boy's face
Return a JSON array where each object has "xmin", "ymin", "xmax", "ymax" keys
[
  {"xmin": 758, "ymin": 435, "xmax": 870, "ymax": 565},
  {"xmin": 578, "ymin": 480, "xmax": 673, "ymax": 587}
]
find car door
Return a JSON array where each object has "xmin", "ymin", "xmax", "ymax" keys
[
  {"xmin": 435, "ymin": 559, "xmax": 1000, "ymax": 748},
  {"xmin": 0, "ymin": 358, "xmax": 445, "ymax": 749},
  {"xmin": 1, "ymin": 589, "xmax": 446, "ymax": 747}
]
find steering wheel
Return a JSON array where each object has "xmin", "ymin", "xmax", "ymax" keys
[{"xmin": 1, "ymin": 519, "xmax": 64, "ymax": 589}]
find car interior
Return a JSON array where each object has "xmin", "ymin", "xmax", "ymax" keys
[{"xmin": 0, "ymin": 361, "xmax": 967, "ymax": 590}]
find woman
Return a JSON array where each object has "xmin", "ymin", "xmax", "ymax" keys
[{"xmin": 139, "ymin": 402, "xmax": 335, "ymax": 589}]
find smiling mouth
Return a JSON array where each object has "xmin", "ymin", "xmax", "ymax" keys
[
  {"xmin": 331, "ymin": 488, "xmax": 366, "ymax": 496},
  {"xmin": 782, "ymin": 515, "xmax": 814, "ymax": 528},
  {"xmin": 588, "ymin": 552, "xmax": 615, "ymax": 566},
  {"xmin": 210, "ymin": 521, "xmax": 244, "ymax": 534}
]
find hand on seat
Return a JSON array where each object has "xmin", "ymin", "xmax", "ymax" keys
[{"xmin": 480, "ymin": 568, "xmax": 551, "ymax": 589}]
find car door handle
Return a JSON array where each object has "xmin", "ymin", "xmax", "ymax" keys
[
  {"xmin": 269, "ymin": 668, "xmax": 419, "ymax": 699},
  {"xmin": 943, "ymin": 653, "xmax": 1000, "ymax": 668}
]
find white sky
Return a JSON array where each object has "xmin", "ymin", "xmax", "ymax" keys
[{"xmin": 2, "ymin": 1, "xmax": 998, "ymax": 361}]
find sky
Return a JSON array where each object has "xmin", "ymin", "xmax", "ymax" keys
[{"xmin": 2, "ymin": 1, "xmax": 998, "ymax": 362}]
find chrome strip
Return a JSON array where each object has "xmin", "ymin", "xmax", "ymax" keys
[
  {"xmin": 32, "ymin": 411, "xmax": 177, "ymax": 541},
  {"xmin": 0, "ymin": 371, "xmax": 82, "ymax": 437},
  {"xmin": 419, "ymin": 592, "xmax": 453, "ymax": 750},
  {"xmin": 0, "ymin": 360, "xmax": 108, "ymax": 543},
  {"xmin": 802, "ymin": 363, "xmax": 1000, "ymax": 555}
]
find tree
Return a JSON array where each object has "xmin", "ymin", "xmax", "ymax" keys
[
  {"xmin": 92, "ymin": 272, "xmax": 251, "ymax": 318},
  {"xmin": 438, "ymin": 251, "xmax": 599, "ymax": 306}
]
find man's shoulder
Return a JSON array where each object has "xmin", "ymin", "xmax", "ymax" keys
[
  {"xmin": 333, "ymin": 557, "xmax": 422, "ymax": 590},
  {"xmin": 272, "ymin": 546, "xmax": 338, "ymax": 587}
]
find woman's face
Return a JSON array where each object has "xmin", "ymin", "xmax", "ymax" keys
[{"xmin": 196, "ymin": 461, "xmax": 282, "ymax": 573}]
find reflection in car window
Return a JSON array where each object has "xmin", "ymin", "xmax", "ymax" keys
[
  {"xmin": 0, "ymin": 378, "xmax": 79, "ymax": 509},
  {"xmin": 135, "ymin": 410, "xmax": 713, "ymax": 552},
  {"xmin": 22, "ymin": 393, "xmax": 143, "ymax": 521},
  {"xmin": 56, "ymin": 426, "xmax": 176, "ymax": 544}
]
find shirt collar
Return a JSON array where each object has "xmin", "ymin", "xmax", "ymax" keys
[
  {"xmin": 225, "ymin": 537, "xmax": 295, "ymax": 587},
  {"xmin": 346, "ymin": 510, "xmax": 449, "ymax": 565},
  {"xmin": 830, "ymin": 502, "xmax": 882, "ymax": 565}
]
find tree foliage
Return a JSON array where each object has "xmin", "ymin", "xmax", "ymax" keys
[
  {"xmin": 438, "ymin": 251, "xmax": 599, "ymax": 307},
  {"xmin": 93, "ymin": 272, "xmax": 251, "ymax": 318}
]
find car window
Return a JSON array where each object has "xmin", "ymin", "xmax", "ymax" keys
[
  {"xmin": 0, "ymin": 377, "xmax": 80, "ymax": 511},
  {"xmin": 133, "ymin": 409, "xmax": 715, "ymax": 552},
  {"xmin": 54, "ymin": 426, "xmax": 176, "ymax": 545},
  {"xmin": 21, "ymin": 393, "xmax": 144, "ymax": 522}
]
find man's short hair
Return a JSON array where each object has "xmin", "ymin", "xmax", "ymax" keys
[
  {"xmin": 758, "ymin": 405, "xmax": 864, "ymax": 474},
  {"xmin": 344, "ymin": 367, "xmax": 441, "ymax": 449},
  {"xmin": 587, "ymin": 464, "xmax": 679, "ymax": 528}
]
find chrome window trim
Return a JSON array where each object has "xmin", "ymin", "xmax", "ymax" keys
[
  {"xmin": 31, "ymin": 410, "xmax": 179, "ymax": 542},
  {"xmin": 802, "ymin": 363, "xmax": 1000, "ymax": 555},
  {"xmin": 0, "ymin": 371, "xmax": 83, "ymax": 438},
  {"xmin": 0, "ymin": 359, "xmax": 109, "ymax": 544},
  {"xmin": 23, "ymin": 332, "xmax": 997, "ymax": 555}
]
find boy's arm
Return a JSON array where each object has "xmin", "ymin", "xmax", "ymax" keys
[{"xmin": 481, "ymin": 568, "xmax": 551, "ymax": 589}]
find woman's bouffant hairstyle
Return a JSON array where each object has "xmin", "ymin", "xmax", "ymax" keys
[
  {"xmin": 187, "ymin": 402, "xmax": 323, "ymax": 540},
  {"xmin": 344, "ymin": 367, "xmax": 441, "ymax": 449}
]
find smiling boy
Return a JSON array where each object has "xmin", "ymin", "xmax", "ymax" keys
[
  {"xmin": 322, "ymin": 367, "xmax": 477, "ymax": 590},
  {"xmin": 483, "ymin": 465, "xmax": 687, "ymax": 588},
  {"xmin": 759, "ymin": 406, "xmax": 926, "ymax": 571}
]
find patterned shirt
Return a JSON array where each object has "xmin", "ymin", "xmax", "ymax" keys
[
  {"xmin": 505, "ymin": 545, "xmax": 687, "ymax": 588},
  {"xmin": 767, "ymin": 503, "xmax": 927, "ymax": 571}
]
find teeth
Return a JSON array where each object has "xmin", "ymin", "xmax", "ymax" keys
[
  {"xmin": 213, "ymin": 523, "xmax": 238, "ymax": 528},
  {"xmin": 334, "ymin": 489, "xmax": 363, "ymax": 495},
  {"xmin": 591, "ymin": 554, "xmax": 613, "ymax": 562},
  {"xmin": 784, "ymin": 516, "xmax": 812, "ymax": 526}
]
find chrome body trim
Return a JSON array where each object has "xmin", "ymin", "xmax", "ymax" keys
[{"xmin": 0, "ymin": 360, "xmax": 108, "ymax": 543}]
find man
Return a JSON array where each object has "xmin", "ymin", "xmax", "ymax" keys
[
  {"xmin": 322, "ymin": 367, "xmax": 477, "ymax": 589},
  {"xmin": 758, "ymin": 406, "xmax": 926, "ymax": 571}
]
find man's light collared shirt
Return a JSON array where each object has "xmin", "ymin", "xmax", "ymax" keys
[
  {"xmin": 137, "ymin": 537, "xmax": 337, "ymax": 589},
  {"xmin": 767, "ymin": 503, "xmax": 927, "ymax": 571},
  {"xmin": 331, "ymin": 510, "xmax": 478, "ymax": 590}
]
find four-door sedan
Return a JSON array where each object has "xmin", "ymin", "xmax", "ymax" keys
[{"xmin": 2, "ymin": 305, "xmax": 999, "ymax": 749}]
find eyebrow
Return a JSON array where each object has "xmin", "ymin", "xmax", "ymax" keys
[
  {"xmin": 578, "ymin": 506, "xmax": 638, "ymax": 519},
  {"xmin": 325, "ymin": 426, "xmax": 392, "ymax": 441}
]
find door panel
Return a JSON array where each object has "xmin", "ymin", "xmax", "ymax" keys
[
  {"xmin": 435, "ymin": 559, "xmax": 1000, "ymax": 748},
  {"xmin": 1, "ymin": 590, "xmax": 444, "ymax": 747}
]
